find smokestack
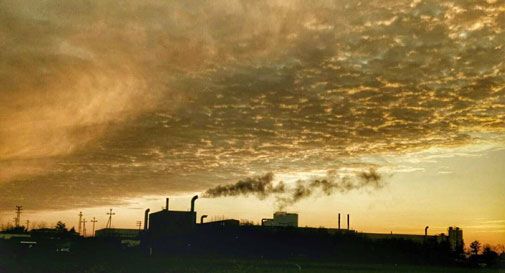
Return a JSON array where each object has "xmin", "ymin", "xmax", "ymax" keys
[
  {"xmin": 338, "ymin": 213, "xmax": 341, "ymax": 230},
  {"xmin": 143, "ymin": 209, "xmax": 150, "ymax": 230},
  {"xmin": 347, "ymin": 214, "xmax": 350, "ymax": 230},
  {"xmin": 191, "ymin": 195, "xmax": 198, "ymax": 212},
  {"xmin": 165, "ymin": 198, "xmax": 169, "ymax": 210},
  {"xmin": 200, "ymin": 215, "xmax": 208, "ymax": 224},
  {"xmin": 425, "ymin": 226, "xmax": 429, "ymax": 236}
]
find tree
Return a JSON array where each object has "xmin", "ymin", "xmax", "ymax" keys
[
  {"xmin": 2, "ymin": 226, "xmax": 27, "ymax": 233},
  {"xmin": 482, "ymin": 245, "xmax": 499, "ymax": 266},
  {"xmin": 55, "ymin": 221, "xmax": 67, "ymax": 233},
  {"xmin": 470, "ymin": 240, "xmax": 481, "ymax": 255}
]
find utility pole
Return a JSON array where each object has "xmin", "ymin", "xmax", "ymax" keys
[
  {"xmin": 91, "ymin": 217, "xmax": 98, "ymax": 237},
  {"xmin": 78, "ymin": 212, "xmax": 83, "ymax": 235},
  {"xmin": 106, "ymin": 209, "xmax": 115, "ymax": 229},
  {"xmin": 82, "ymin": 218, "xmax": 87, "ymax": 237},
  {"xmin": 14, "ymin": 206, "xmax": 23, "ymax": 227},
  {"xmin": 136, "ymin": 221, "xmax": 142, "ymax": 231}
]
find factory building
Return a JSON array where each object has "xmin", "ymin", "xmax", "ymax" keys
[
  {"xmin": 262, "ymin": 212, "xmax": 298, "ymax": 227},
  {"xmin": 146, "ymin": 196, "xmax": 198, "ymax": 237},
  {"xmin": 95, "ymin": 228, "xmax": 140, "ymax": 239},
  {"xmin": 364, "ymin": 232, "xmax": 442, "ymax": 243},
  {"xmin": 140, "ymin": 196, "xmax": 464, "ymax": 258},
  {"xmin": 448, "ymin": 226, "xmax": 463, "ymax": 251},
  {"xmin": 199, "ymin": 219, "xmax": 240, "ymax": 229}
]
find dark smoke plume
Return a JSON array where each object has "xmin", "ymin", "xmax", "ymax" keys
[
  {"xmin": 275, "ymin": 168, "xmax": 384, "ymax": 209},
  {"xmin": 203, "ymin": 173, "xmax": 285, "ymax": 199},
  {"xmin": 203, "ymin": 169, "xmax": 384, "ymax": 209}
]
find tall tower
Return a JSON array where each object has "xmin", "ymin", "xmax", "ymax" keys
[
  {"xmin": 91, "ymin": 217, "xmax": 98, "ymax": 237},
  {"xmin": 82, "ymin": 218, "xmax": 87, "ymax": 237},
  {"xmin": 347, "ymin": 214, "xmax": 350, "ymax": 230},
  {"xmin": 78, "ymin": 212, "xmax": 83, "ymax": 234},
  {"xmin": 106, "ymin": 209, "xmax": 115, "ymax": 228},
  {"xmin": 14, "ymin": 206, "xmax": 23, "ymax": 227}
]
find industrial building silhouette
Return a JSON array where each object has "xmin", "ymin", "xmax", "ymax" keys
[{"xmin": 93, "ymin": 195, "xmax": 464, "ymax": 259}]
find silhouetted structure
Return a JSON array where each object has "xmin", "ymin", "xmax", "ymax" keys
[
  {"xmin": 448, "ymin": 226, "xmax": 463, "ymax": 252},
  {"xmin": 0, "ymin": 198, "xmax": 470, "ymax": 268},
  {"xmin": 95, "ymin": 228, "xmax": 139, "ymax": 239},
  {"xmin": 262, "ymin": 212, "xmax": 298, "ymax": 227},
  {"xmin": 139, "ymin": 196, "xmax": 465, "ymax": 263},
  {"xmin": 143, "ymin": 209, "xmax": 150, "ymax": 230},
  {"xmin": 148, "ymin": 195, "xmax": 198, "ymax": 238},
  {"xmin": 91, "ymin": 217, "xmax": 98, "ymax": 237},
  {"xmin": 78, "ymin": 212, "xmax": 83, "ymax": 235},
  {"xmin": 14, "ymin": 206, "xmax": 23, "ymax": 227},
  {"xmin": 106, "ymin": 209, "xmax": 115, "ymax": 228}
]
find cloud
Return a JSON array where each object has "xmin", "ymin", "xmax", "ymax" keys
[{"xmin": 0, "ymin": 0, "xmax": 504, "ymax": 210}]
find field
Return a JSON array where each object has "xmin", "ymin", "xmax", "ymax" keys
[{"xmin": 1, "ymin": 255, "xmax": 503, "ymax": 273}]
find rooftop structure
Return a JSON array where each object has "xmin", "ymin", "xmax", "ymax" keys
[
  {"xmin": 262, "ymin": 212, "xmax": 298, "ymax": 227},
  {"xmin": 95, "ymin": 228, "xmax": 140, "ymax": 239}
]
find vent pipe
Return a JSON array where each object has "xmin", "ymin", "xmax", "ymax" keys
[
  {"xmin": 143, "ymin": 209, "xmax": 150, "ymax": 230},
  {"xmin": 165, "ymin": 198, "xmax": 169, "ymax": 211},
  {"xmin": 338, "ymin": 213, "xmax": 341, "ymax": 230},
  {"xmin": 425, "ymin": 226, "xmax": 429, "ymax": 236},
  {"xmin": 190, "ymin": 195, "xmax": 198, "ymax": 212},
  {"xmin": 200, "ymin": 215, "xmax": 208, "ymax": 224},
  {"xmin": 347, "ymin": 214, "xmax": 350, "ymax": 230}
]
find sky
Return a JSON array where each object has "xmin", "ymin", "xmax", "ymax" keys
[{"xmin": 0, "ymin": 0, "xmax": 504, "ymax": 245}]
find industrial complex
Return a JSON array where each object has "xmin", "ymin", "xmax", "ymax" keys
[
  {"xmin": 90, "ymin": 195, "xmax": 464, "ymax": 255},
  {"xmin": 4, "ymin": 195, "xmax": 495, "ymax": 270}
]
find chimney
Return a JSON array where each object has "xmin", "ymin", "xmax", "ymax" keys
[
  {"xmin": 143, "ymin": 209, "xmax": 150, "ymax": 230},
  {"xmin": 200, "ymin": 215, "xmax": 208, "ymax": 224},
  {"xmin": 338, "ymin": 213, "xmax": 341, "ymax": 230},
  {"xmin": 165, "ymin": 198, "xmax": 169, "ymax": 211},
  {"xmin": 425, "ymin": 226, "xmax": 429, "ymax": 236},
  {"xmin": 191, "ymin": 195, "xmax": 198, "ymax": 212},
  {"xmin": 347, "ymin": 214, "xmax": 350, "ymax": 230}
]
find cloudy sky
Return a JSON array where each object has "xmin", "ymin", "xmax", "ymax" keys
[{"xmin": 0, "ymin": 0, "xmax": 504, "ymax": 244}]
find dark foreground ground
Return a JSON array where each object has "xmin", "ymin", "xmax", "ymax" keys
[{"xmin": 1, "ymin": 254, "xmax": 503, "ymax": 273}]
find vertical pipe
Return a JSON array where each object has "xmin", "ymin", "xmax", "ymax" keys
[
  {"xmin": 165, "ymin": 198, "xmax": 169, "ymax": 210},
  {"xmin": 144, "ymin": 209, "xmax": 150, "ymax": 230},
  {"xmin": 347, "ymin": 214, "xmax": 350, "ymax": 230},
  {"xmin": 425, "ymin": 226, "xmax": 429, "ymax": 236},
  {"xmin": 338, "ymin": 213, "xmax": 341, "ymax": 230},
  {"xmin": 191, "ymin": 195, "xmax": 198, "ymax": 212},
  {"xmin": 200, "ymin": 215, "xmax": 208, "ymax": 224},
  {"xmin": 78, "ymin": 212, "xmax": 82, "ymax": 234}
]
